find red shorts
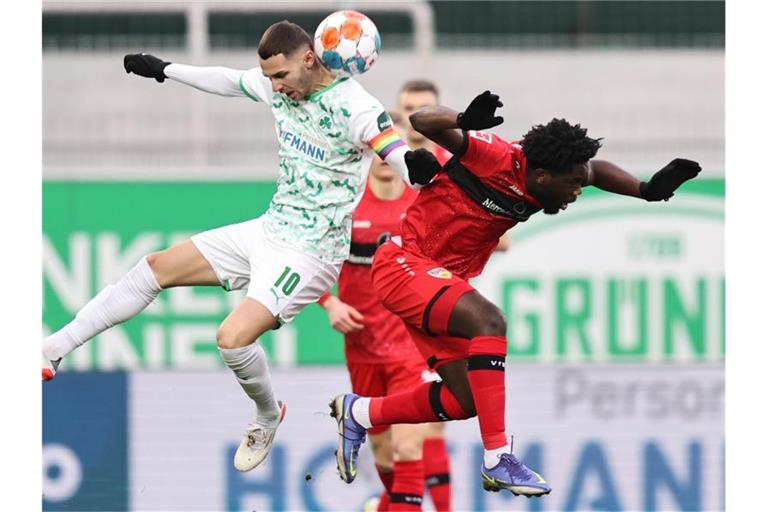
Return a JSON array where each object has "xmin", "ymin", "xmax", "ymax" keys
[
  {"xmin": 348, "ymin": 357, "xmax": 438, "ymax": 435},
  {"xmin": 371, "ymin": 241, "xmax": 474, "ymax": 369}
]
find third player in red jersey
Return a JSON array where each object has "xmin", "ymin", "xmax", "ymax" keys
[{"xmin": 332, "ymin": 177, "xmax": 420, "ymax": 366}]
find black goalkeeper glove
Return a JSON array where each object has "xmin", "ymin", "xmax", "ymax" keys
[
  {"xmin": 405, "ymin": 148, "xmax": 442, "ymax": 186},
  {"xmin": 456, "ymin": 90, "xmax": 504, "ymax": 130},
  {"xmin": 639, "ymin": 158, "xmax": 702, "ymax": 201},
  {"xmin": 124, "ymin": 53, "xmax": 171, "ymax": 83}
]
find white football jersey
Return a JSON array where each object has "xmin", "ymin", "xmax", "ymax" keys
[{"xmin": 239, "ymin": 70, "xmax": 404, "ymax": 263}]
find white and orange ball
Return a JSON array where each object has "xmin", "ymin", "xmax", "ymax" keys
[{"xmin": 314, "ymin": 10, "xmax": 381, "ymax": 76}]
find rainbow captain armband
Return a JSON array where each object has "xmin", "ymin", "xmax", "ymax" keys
[{"xmin": 368, "ymin": 127, "xmax": 406, "ymax": 159}]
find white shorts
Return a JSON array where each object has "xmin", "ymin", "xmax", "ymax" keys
[{"xmin": 191, "ymin": 217, "xmax": 341, "ymax": 324}]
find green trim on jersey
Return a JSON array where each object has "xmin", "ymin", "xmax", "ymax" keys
[
  {"xmin": 307, "ymin": 76, "xmax": 349, "ymax": 101},
  {"xmin": 239, "ymin": 74, "xmax": 261, "ymax": 102}
]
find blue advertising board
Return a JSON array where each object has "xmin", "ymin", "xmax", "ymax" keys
[{"xmin": 43, "ymin": 373, "xmax": 128, "ymax": 511}]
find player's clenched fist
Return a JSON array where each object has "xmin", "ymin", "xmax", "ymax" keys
[
  {"xmin": 640, "ymin": 158, "xmax": 702, "ymax": 201},
  {"xmin": 323, "ymin": 296, "xmax": 365, "ymax": 334},
  {"xmin": 124, "ymin": 53, "xmax": 171, "ymax": 83},
  {"xmin": 405, "ymin": 148, "xmax": 441, "ymax": 185}
]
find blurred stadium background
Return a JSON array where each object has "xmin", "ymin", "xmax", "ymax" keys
[{"xmin": 42, "ymin": 1, "xmax": 724, "ymax": 511}]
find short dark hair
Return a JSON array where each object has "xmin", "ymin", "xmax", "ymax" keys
[
  {"xmin": 521, "ymin": 118, "xmax": 602, "ymax": 173},
  {"xmin": 258, "ymin": 21, "xmax": 313, "ymax": 60},
  {"xmin": 399, "ymin": 79, "xmax": 440, "ymax": 99}
]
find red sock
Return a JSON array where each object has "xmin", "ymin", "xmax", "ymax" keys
[
  {"xmin": 370, "ymin": 381, "xmax": 470, "ymax": 426},
  {"xmin": 389, "ymin": 459, "xmax": 424, "ymax": 511},
  {"xmin": 376, "ymin": 464, "xmax": 393, "ymax": 512},
  {"xmin": 467, "ymin": 335, "xmax": 508, "ymax": 450},
  {"xmin": 423, "ymin": 438, "xmax": 452, "ymax": 511}
]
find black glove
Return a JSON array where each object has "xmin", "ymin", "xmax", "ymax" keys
[
  {"xmin": 405, "ymin": 148, "xmax": 441, "ymax": 186},
  {"xmin": 456, "ymin": 90, "xmax": 504, "ymax": 130},
  {"xmin": 124, "ymin": 53, "xmax": 171, "ymax": 83},
  {"xmin": 639, "ymin": 158, "xmax": 702, "ymax": 201}
]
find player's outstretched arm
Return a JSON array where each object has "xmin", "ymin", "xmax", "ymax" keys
[
  {"xmin": 586, "ymin": 160, "xmax": 643, "ymax": 197},
  {"xmin": 409, "ymin": 106, "xmax": 466, "ymax": 156},
  {"xmin": 124, "ymin": 53, "xmax": 247, "ymax": 97},
  {"xmin": 410, "ymin": 90, "xmax": 505, "ymax": 156},
  {"xmin": 588, "ymin": 158, "xmax": 701, "ymax": 201}
]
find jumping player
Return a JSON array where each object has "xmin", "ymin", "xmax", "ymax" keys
[
  {"xmin": 320, "ymin": 111, "xmax": 451, "ymax": 511},
  {"xmin": 41, "ymin": 21, "xmax": 436, "ymax": 473},
  {"xmin": 396, "ymin": 80, "xmax": 462, "ymax": 511},
  {"xmin": 330, "ymin": 90, "xmax": 701, "ymax": 496}
]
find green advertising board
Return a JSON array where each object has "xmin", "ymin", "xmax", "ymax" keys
[{"xmin": 43, "ymin": 179, "xmax": 724, "ymax": 370}]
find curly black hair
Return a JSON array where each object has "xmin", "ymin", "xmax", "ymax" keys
[{"xmin": 521, "ymin": 118, "xmax": 603, "ymax": 173}]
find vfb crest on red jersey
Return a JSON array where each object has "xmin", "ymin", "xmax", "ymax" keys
[{"xmin": 427, "ymin": 267, "xmax": 452, "ymax": 279}]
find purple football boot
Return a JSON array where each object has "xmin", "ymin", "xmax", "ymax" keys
[
  {"xmin": 330, "ymin": 393, "xmax": 367, "ymax": 483},
  {"xmin": 481, "ymin": 439, "xmax": 552, "ymax": 497}
]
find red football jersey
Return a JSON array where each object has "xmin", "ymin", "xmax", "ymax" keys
[
  {"xmin": 401, "ymin": 130, "xmax": 542, "ymax": 279},
  {"xmin": 338, "ymin": 181, "xmax": 422, "ymax": 363}
]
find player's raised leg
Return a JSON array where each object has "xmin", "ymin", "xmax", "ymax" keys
[
  {"xmin": 447, "ymin": 291, "xmax": 550, "ymax": 497},
  {"xmin": 42, "ymin": 240, "xmax": 219, "ymax": 380},
  {"xmin": 331, "ymin": 375, "xmax": 471, "ymax": 485},
  {"xmin": 340, "ymin": 241, "xmax": 550, "ymax": 496},
  {"xmin": 216, "ymin": 297, "xmax": 285, "ymax": 472}
]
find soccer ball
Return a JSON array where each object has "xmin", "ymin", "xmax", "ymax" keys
[{"xmin": 314, "ymin": 10, "xmax": 381, "ymax": 76}]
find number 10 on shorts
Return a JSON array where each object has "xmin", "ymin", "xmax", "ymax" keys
[{"xmin": 274, "ymin": 266, "xmax": 301, "ymax": 295}]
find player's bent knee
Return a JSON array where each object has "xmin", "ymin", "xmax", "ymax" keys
[
  {"xmin": 474, "ymin": 306, "xmax": 507, "ymax": 337},
  {"xmin": 146, "ymin": 250, "xmax": 181, "ymax": 289},
  {"xmin": 145, "ymin": 251, "xmax": 160, "ymax": 270},
  {"xmin": 145, "ymin": 251, "xmax": 168, "ymax": 287},
  {"xmin": 216, "ymin": 324, "xmax": 254, "ymax": 349},
  {"xmin": 449, "ymin": 292, "xmax": 507, "ymax": 338},
  {"xmin": 215, "ymin": 327, "xmax": 234, "ymax": 349},
  {"xmin": 391, "ymin": 439, "xmax": 422, "ymax": 461}
]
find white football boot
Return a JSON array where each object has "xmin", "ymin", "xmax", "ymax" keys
[{"xmin": 233, "ymin": 401, "xmax": 287, "ymax": 472}]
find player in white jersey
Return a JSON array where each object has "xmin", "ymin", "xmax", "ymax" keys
[{"xmin": 41, "ymin": 21, "xmax": 436, "ymax": 473}]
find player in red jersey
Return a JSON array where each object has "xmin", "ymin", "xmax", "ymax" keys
[
  {"xmin": 395, "ymin": 80, "xmax": 459, "ymax": 512},
  {"xmin": 330, "ymin": 91, "xmax": 701, "ymax": 496},
  {"xmin": 321, "ymin": 111, "xmax": 443, "ymax": 511},
  {"xmin": 398, "ymin": 79, "xmax": 509, "ymax": 258},
  {"xmin": 395, "ymin": 79, "xmax": 508, "ymax": 509}
]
